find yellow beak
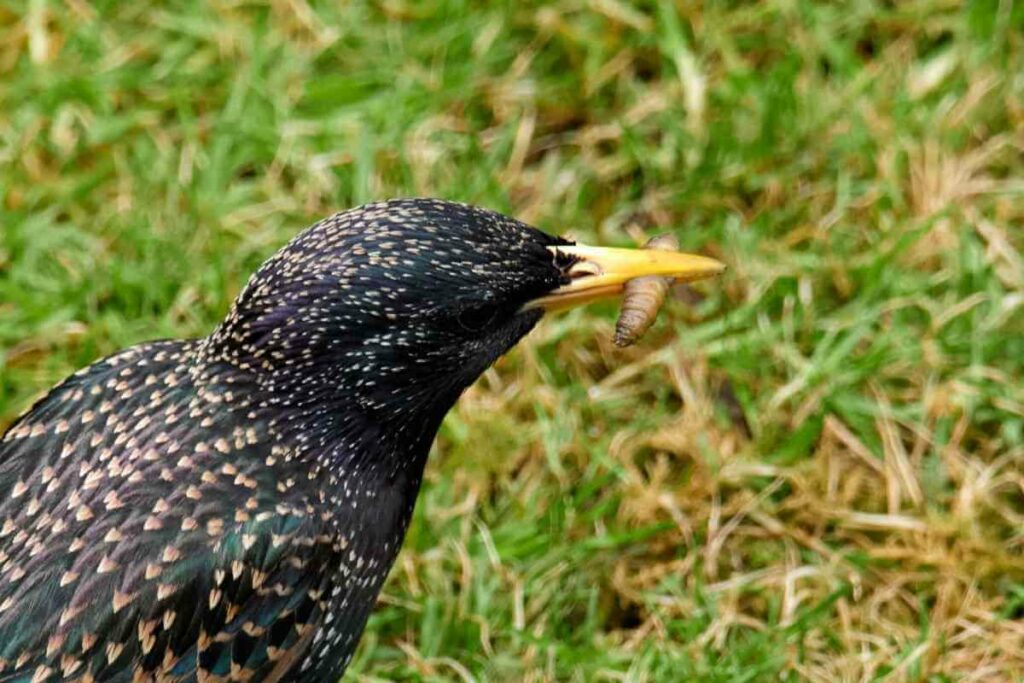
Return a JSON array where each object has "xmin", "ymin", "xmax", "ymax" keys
[{"xmin": 525, "ymin": 244, "xmax": 726, "ymax": 311}]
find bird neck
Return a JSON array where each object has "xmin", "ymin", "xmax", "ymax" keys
[
  {"xmin": 193, "ymin": 336, "xmax": 466, "ymax": 486},
  {"xmin": 274, "ymin": 385, "xmax": 453, "ymax": 482}
]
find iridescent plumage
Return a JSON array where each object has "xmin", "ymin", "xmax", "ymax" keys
[{"xmin": 0, "ymin": 199, "xmax": 572, "ymax": 682}]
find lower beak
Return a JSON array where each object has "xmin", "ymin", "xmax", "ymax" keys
[{"xmin": 525, "ymin": 244, "xmax": 726, "ymax": 312}]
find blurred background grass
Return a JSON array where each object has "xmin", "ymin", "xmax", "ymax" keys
[{"xmin": 1, "ymin": 0, "xmax": 1023, "ymax": 680}]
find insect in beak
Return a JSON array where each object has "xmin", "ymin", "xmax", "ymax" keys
[{"xmin": 524, "ymin": 243, "xmax": 726, "ymax": 312}]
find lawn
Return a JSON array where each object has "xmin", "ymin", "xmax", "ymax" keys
[{"xmin": 1, "ymin": 0, "xmax": 1023, "ymax": 680}]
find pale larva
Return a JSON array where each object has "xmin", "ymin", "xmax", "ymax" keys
[{"xmin": 613, "ymin": 234, "xmax": 679, "ymax": 347}]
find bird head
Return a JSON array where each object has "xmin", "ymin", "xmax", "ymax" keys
[{"xmin": 207, "ymin": 199, "xmax": 723, "ymax": 439}]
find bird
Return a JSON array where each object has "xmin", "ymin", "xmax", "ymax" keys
[{"xmin": 0, "ymin": 198, "xmax": 724, "ymax": 682}]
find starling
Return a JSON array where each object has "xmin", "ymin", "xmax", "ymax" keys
[{"xmin": 0, "ymin": 199, "xmax": 723, "ymax": 682}]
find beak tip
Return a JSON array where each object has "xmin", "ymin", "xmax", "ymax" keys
[{"xmin": 698, "ymin": 257, "xmax": 727, "ymax": 279}]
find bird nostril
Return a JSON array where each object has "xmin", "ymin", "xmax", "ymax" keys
[
  {"xmin": 567, "ymin": 261, "xmax": 602, "ymax": 279},
  {"xmin": 551, "ymin": 247, "xmax": 581, "ymax": 273}
]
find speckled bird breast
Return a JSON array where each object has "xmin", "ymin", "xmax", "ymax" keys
[{"xmin": 0, "ymin": 340, "xmax": 412, "ymax": 682}]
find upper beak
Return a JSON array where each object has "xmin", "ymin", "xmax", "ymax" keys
[{"xmin": 524, "ymin": 243, "xmax": 726, "ymax": 311}]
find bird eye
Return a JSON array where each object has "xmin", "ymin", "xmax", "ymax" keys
[{"xmin": 456, "ymin": 305, "xmax": 498, "ymax": 332}]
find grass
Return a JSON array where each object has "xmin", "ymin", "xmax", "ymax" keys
[{"xmin": 1, "ymin": 0, "xmax": 1023, "ymax": 680}]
